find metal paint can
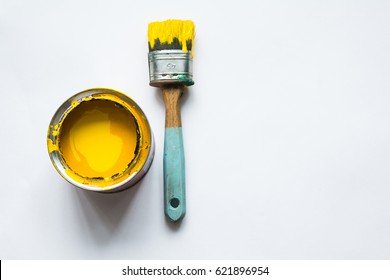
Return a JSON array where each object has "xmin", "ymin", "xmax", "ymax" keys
[{"xmin": 47, "ymin": 88, "xmax": 154, "ymax": 192}]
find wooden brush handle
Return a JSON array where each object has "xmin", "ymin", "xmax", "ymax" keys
[
  {"xmin": 162, "ymin": 87, "xmax": 182, "ymax": 127},
  {"xmin": 162, "ymin": 87, "xmax": 186, "ymax": 222}
]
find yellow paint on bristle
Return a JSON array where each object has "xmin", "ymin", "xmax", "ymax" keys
[{"xmin": 148, "ymin": 19, "xmax": 195, "ymax": 55}]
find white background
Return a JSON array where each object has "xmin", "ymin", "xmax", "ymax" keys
[{"xmin": 1, "ymin": 0, "xmax": 390, "ymax": 259}]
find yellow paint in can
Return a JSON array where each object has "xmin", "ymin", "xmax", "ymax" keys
[{"xmin": 47, "ymin": 88, "xmax": 154, "ymax": 191}]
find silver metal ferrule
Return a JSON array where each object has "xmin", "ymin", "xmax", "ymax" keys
[{"xmin": 148, "ymin": 50, "xmax": 194, "ymax": 87}]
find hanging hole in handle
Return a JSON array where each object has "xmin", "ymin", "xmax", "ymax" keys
[{"xmin": 170, "ymin": 198, "xmax": 180, "ymax": 208}]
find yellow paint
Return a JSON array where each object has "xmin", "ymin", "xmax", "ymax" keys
[
  {"xmin": 148, "ymin": 19, "xmax": 195, "ymax": 55},
  {"xmin": 48, "ymin": 91, "xmax": 152, "ymax": 188},
  {"xmin": 59, "ymin": 100, "xmax": 137, "ymax": 179},
  {"xmin": 51, "ymin": 124, "xmax": 60, "ymax": 136}
]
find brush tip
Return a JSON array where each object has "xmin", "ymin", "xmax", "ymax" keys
[{"xmin": 148, "ymin": 19, "xmax": 195, "ymax": 53}]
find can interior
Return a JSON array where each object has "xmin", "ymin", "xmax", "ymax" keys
[{"xmin": 47, "ymin": 89, "xmax": 153, "ymax": 190}]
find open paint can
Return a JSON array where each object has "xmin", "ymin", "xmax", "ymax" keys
[{"xmin": 47, "ymin": 88, "xmax": 154, "ymax": 192}]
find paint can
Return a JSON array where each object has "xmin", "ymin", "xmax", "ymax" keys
[{"xmin": 47, "ymin": 88, "xmax": 155, "ymax": 193}]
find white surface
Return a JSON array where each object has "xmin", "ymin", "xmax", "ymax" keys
[{"xmin": 1, "ymin": 0, "xmax": 390, "ymax": 259}]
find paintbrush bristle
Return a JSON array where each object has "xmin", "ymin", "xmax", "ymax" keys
[{"xmin": 148, "ymin": 19, "xmax": 195, "ymax": 53}]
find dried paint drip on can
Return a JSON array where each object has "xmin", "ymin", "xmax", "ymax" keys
[{"xmin": 47, "ymin": 88, "xmax": 154, "ymax": 192}]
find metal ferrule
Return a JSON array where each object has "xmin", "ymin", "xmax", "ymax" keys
[{"xmin": 148, "ymin": 50, "xmax": 194, "ymax": 87}]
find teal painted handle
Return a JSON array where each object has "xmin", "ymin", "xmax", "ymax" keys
[{"xmin": 164, "ymin": 127, "xmax": 186, "ymax": 221}]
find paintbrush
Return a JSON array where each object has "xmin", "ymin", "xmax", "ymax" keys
[{"xmin": 147, "ymin": 19, "xmax": 195, "ymax": 222}]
